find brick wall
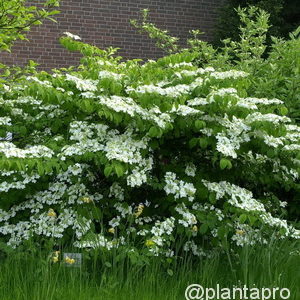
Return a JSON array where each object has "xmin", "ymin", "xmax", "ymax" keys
[{"xmin": 0, "ymin": 0, "xmax": 225, "ymax": 70}]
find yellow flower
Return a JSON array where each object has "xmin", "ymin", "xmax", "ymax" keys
[
  {"xmin": 145, "ymin": 239, "xmax": 155, "ymax": 247},
  {"xmin": 192, "ymin": 225, "xmax": 198, "ymax": 232},
  {"xmin": 52, "ymin": 250, "xmax": 60, "ymax": 263},
  {"xmin": 236, "ymin": 230, "xmax": 245, "ymax": 235},
  {"xmin": 65, "ymin": 256, "xmax": 75, "ymax": 264},
  {"xmin": 82, "ymin": 196, "xmax": 92, "ymax": 203},
  {"xmin": 108, "ymin": 228, "xmax": 115, "ymax": 234},
  {"xmin": 47, "ymin": 209, "xmax": 57, "ymax": 218},
  {"xmin": 134, "ymin": 204, "xmax": 144, "ymax": 218}
]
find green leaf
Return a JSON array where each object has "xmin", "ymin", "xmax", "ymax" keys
[
  {"xmin": 248, "ymin": 215, "xmax": 257, "ymax": 226},
  {"xmin": 37, "ymin": 163, "xmax": 45, "ymax": 176},
  {"xmin": 104, "ymin": 165, "xmax": 113, "ymax": 177},
  {"xmin": 114, "ymin": 163, "xmax": 124, "ymax": 177},
  {"xmin": 220, "ymin": 158, "xmax": 227, "ymax": 170},
  {"xmin": 189, "ymin": 138, "xmax": 198, "ymax": 148},
  {"xmin": 148, "ymin": 126, "xmax": 158, "ymax": 137},
  {"xmin": 280, "ymin": 107, "xmax": 288, "ymax": 116},
  {"xmin": 209, "ymin": 193, "xmax": 217, "ymax": 204},
  {"xmin": 217, "ymin": 226, "xmax": 228, "ymax": 239},
  {"xmin": 83, "ymin": 99, "xmax": 94, "ymax": 113},
  {"xmin": 199, "ymin": 223, "xmax": 209, "ymax": 235},
  {"xmin": 220, "ymin": 158, "xmax": 232, "ymax": 170},
  {"xmin": 195, "ymin": 120, "xmax": 206, "ymax": 130},
  {"xmin": 227, "ymin": 160, "xmax": 232, "ymax": 169},
  {"xmin": 239, "ymin": 214, "xmax": 247, "ymax": 224},
  {"xmin": 279, "ymin": 228, "xmax": 287, "ymax": 235},
  {"xmin": 199, "ymin": 138, "xmax": 208, "ymax": 149}
]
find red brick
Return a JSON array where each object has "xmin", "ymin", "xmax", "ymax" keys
[{"xmin": 0, "ymin": 0, "xmax": 225, "ymax": 70}]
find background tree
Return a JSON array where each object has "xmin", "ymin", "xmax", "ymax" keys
[
  {"xmin": 214, "ymin": 0, "xmax": 300, "ymax": 45},
  {"xmin": 0, "ymin": 0, "xmax": 60, "ymax": 52},
  {"xmin": 0, "ymin": 0, "xmax": 60, "ymax": 86}
]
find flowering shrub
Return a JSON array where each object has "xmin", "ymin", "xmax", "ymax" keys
[{"xmin": 0, "ymin": 32, "xmax": 300, "ymax": 258}]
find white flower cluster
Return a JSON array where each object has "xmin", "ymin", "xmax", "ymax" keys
[
  {"xmin": 126, "ymin": 156, "xmax": 153, "ymax": 187},
  {"xmin": 192, "ymin": 203, "xmax": 224, "ymax": 221},
  {"xmin": 202, "ymin": 180, "xmax": 300, "ymax": 237},
  {"xmin": 169, "ymin": 62, "xmax": 193, "ymax": 68},
  {"xmin": 0, "ymin": 96, "xmax": 42, "ymax": 106},
  {"xmin": 188, "ymin": 88, "xmax": 284, "ymax": 113},
  {"xmin": 62, "ymin": 123, "xmax": 154, "ymax": 185},
  {"xmin": 187, "ymin": 97, "xmax": 209, "ymax": 106},
  {"xmin": 2, "ymin": 84, "xmax": 10, "ymax": 92},
  {"xmin": 232, "ymin": 223, "xmax": 267, "ymax": 247},
  {"xmin": 202, "ymin": 180, "xmax": 266, "ymax": 212},
  {"xmin": 185, "ymin": 163, "xmax": 196, "ymax": 177},
  {"xmin": 215, "ymin": 116, "xmax": 251, "ymax": 158},
  {"xmin": 0, "ymin": 117, "xmax": 11, "ymax": 126},
  {"xmin": 150, "ymin": 217, "xmax": 175, "ymax": 246},
  {"xmin": 69, "ymin": 121, "xmax": 108, "ymax": 141},
  {"xmin": 27, "ymin": 76, "xmax": 52, "ymax": 88},
  {"xmin": 171, "ymin": 105, "xmax": 202, "ymax": 116},
  {"xmin": 244, "ymin": 151, "xmax": 299, "ymax": 181},
  {"xmin": 99, "ymin": 70, "xmax": 124, "ymax": 80},
  {"xmin": 260, "ymin": 213, "xmax": 289, "ymax": 233},
  {"xmin": 174, "ymin": 66, "xmax": 215, "ymax": 79},
  {"xmin": 109, "ymin": 182, "xmax": 125, "ymax": 201},
  {"xmin": 66, "ymin": 74, "xmax": 98, "ymax": 92},
  {"xmin": 74, "ymin": 234, "xmax": 118, "ymax": 250},
  {"xmin": 0, "ymin": 142, "xmax": 54, "ymax": 158},
  {"xmin": 208, "ymin": 88, "xmax": 238, "ymax": 102},
  {"xmin": 127, "ymin": 83, "xmax": 191, "ymax": 98},
  {"xmin": 114, "ymin": 202, "xmax": 134, "ymax": 218},
  {"xmin": 0, "ymin": 171, "xmax": 40, "ymax": 193},
  {"xmin": 210, "ymin": 70, "xmax": 249, "ymax": 80},
  {"xmin": 237, "ymin": 97, "xmax": 283, "ymax": 110},
  {"xmin": 283, "ymin": 144, "xmax": 300, "ymax": 151},
  {"xmin": 164, "ymin": 172, "xmax": 196, "ymax": 202},
  {"xmin": 105, "ymin": 129, "xmax": 149, "ymax": 164},
  {"xmin": 246, "ymin": 112, "xmax": 290, "ymax": 125},
  {"xmin": 63, "ymin": 32, "xmax": 81, "ymax": 40},
  {"xmin": 175, "ymin": 204, "xmax": 197, "ymax": 227},
  {"xmin": 98, "ymin": 95, "xmax": 172, "ymax": 129},
  {"xmin": 126, "ymin": 166, "xmax": 148, "ymax": 187},
  {"xmin": 183, "ymin": 240, "xmax": 207, "ymax": 257},
  {"xmin": 216, "ymin": 133, "xmax": 239, "ymax": 158},
  {"xmin": 0, "ymin": 164, "xmax": 105, "ymax": 247},
  {"xmin": 253, "ymin": 130, "xmax": 285, "ymax": 148}
]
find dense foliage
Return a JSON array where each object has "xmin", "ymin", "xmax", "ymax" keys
[{"xmin": 214, "ymin": 0, "xmax": 300, "ymax": 45}]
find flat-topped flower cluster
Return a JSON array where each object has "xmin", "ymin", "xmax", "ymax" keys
[{"xmin": 0, "ymin": 37, "xmax": 299, "ymax": 257}]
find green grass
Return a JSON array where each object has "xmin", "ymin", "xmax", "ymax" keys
[{"xmin": 0, "ymin": 239, "xmax": 299, "ymax": 300}]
